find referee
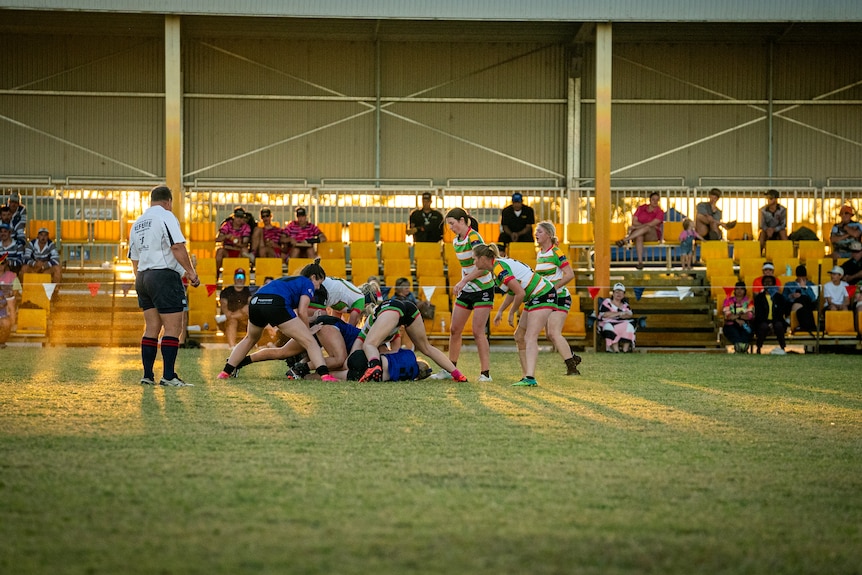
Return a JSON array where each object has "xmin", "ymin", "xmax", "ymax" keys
[{"xmin": 128, "ymin": 185, "xmax": 200, "ymax": 386}]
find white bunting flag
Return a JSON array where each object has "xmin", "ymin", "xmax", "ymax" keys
[
  {"xmin": 43, "ymin": 283, "xmax": 57, "ymax": 300},
  {"xmin": 422, "ymin": 286, "xmax": 436, "ymax": 300}
]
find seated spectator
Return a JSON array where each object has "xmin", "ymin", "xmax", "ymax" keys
[
  {"xmin": 2, "ymin": 195, "xmax": 27, "ymax": 245},
  {"xmin": 285, "ymin": 207, "xmax": 326, "ymax": 259},
  {"xmin": 753, "ymin": 275, "xmax": 788, "ymax": 355},
  {"xmin": 0, "ymin": 253, "xmax": 22, "ymax": 346},
  {"xmin": 0, "ymin": 206, "xmax": 25, "ymax": 247},
  {"xmin": 0, "ymin": 224, "xmax": 24, "ymax": 274},
  {"xmin": 253, "ymin": 207, "xmax": 287, "ymax": 262},
  {"xmin": 695, "ymin": 188, "xmax": 728, "ymax": 240},
  {"xmin": 829, "ymin": 205, "xmax": 862, "ymax": 262},
  {"xmin": 498, "ymin": 193, "xmax": 535, "ymax": 248},
  {"xmin": 598, "ymin": 283, "xmax": 636, "ymax": 353},
  {"xmin": 823, "ymin": 265, "xmax": 849, "ymax": 311},
  {"xmin": 839, "ymin": 240, "xmax": 862, "ymax": 285},
  {"xmin": 752, "ymin": 261, "xmax": 783, "ymax": 294},
  {"xmin": 22, "ymin": 227, "xmax": 62, "ymax": 283},
  {"xmin": 758, "ymin": 189, "xmax": 788, "ymax": 254},
  {"xmin": 783, "ymin": 265, "xmax": 818, "ymax": 334},
  {"xmin": 392, "ymin": 277, "xmax": 418, "ymax": 305},
  {"xmin": 216, "ymin": 207, "xmax": 252, "ymax": 274},
  {"xmin": 616, "ymin": 192, "xmax": 664, "ymax": 270},
  {"xmin": 220, "ymin": 267, "xmax": 252, "ymax": 347},
  {"xmin": 723, "ymin": 281, "xmax": 754, "ymax": 353}
]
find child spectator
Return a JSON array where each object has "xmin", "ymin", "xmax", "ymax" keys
[
  {"xmin": 723, "ymin": 281, "xmax": 753, "ymax": 353},
  {"xmin": 823, "ymin": 266, "xmax": 849, "ymax": 311},
  {"xmin": 678, "ymin": 218, "xmax": 704, "ymax": 270}
]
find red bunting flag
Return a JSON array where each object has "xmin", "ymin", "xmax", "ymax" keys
[
  {"xmin": 588, "ymin": 286, "xmax": 600, "ymax": 299},
  {"xmin": 88, "ymin": 282, "xmax": 100, "ymax": 296},
  {"xmin": 723, "ymin": 285, "xmax": 734, "ymax": 297},
  {"xmin": 206, "ymin": 284, "xmax": 218, "ymax": 297},
  {"xmin": 847, "ymin": 284, "xmax": 857, "ymax": 299}
]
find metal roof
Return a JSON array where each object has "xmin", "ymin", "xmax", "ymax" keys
[{"xmin": 2, "ymin": 0, "xmax": 862, "ymax": 22}]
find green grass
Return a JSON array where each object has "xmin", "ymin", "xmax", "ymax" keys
[{"xmin": 1, "ymin": 347, "xmax": 861, "ymax": 574}]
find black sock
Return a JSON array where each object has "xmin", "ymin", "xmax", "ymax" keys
[
  {"xmin": 481, "ymin": 370, "xmax": 490, "ymax": 377},
  {"xmin": 160, "ymin": 336, "xmax": 179, "ymax": 379},
  {"xmin": 141, "ymin": 337, "xmax": 158, "ymax": 378},
  {"xmin": 238, "ymin": 356, "xmax": 253, "ymax": 368},
  {"xmin": 368, "ymin": 358, "xmax": 382, "ymax": 369},
  {"xmin": 315, "ymin": 365, "xmax": 330, "ymax": 376},
  {"xmin": 223, "ymin": 364, "xmax": 235, "ymax": 375}
]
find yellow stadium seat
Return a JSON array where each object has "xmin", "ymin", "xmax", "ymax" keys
[
  {"xmin": 27, "ymin": 219, "xmax": 55, "ymax": 240},
  {"xmin": 222, "ymin": 256, "xmax": 251, "ymax": 277},
  {"xmin": 350, "ymin": 258, "xmax": 380, "ymax": 284},
  {"xmin": 507, "ymin": 243, "xmax": 537, "ymax": 263},
  {"xmin": 566, "ymin": 222, "xmax": 594, "ymax": 245},
  {"xmin": 705, "ymin": 258, "xmax": 734, "ymax": 280},
  {"xmin": 348, "ymin": 222, "xmax": 375, "ymax": 242},
  {"xmin": 416, "ymin": 259, "xmax": 445, "ymax": 278},
  {"xmin": 561, "ymin": 310, "xmax": 586, "ymax": 338},
  {"xmin": 316, "ymin": 222, "xmax": 343, "ymax": 244},
  {"xmin": 196, "ymin": 257, "xmax": 217, "ymax": 278},
  {"xmin": 60, "ymin": 220, "xmax": 89, "ymax": 242},
  {"xmin": 383, "ymin": 258, "xmax": 411, "ymax": 278},
  {"xmin": 477, "ymin": 222, "xmax": 498, "ymax": 244},
  {"xmin": 710, "ymin": 275, "xmax": 740, "ymax": 303},
  {"xmin": 287, "ymin": 258, "xmax": 314, "ymax": 276},
  {"xmin": 789, "ymin": 309, "xmax": 819, "ymax": 334},
  {"xmin": 417, "ymin": 276, "xmax": 447, "ymax": 292},
  {"xmin": 349, "ymin": 241, "xmax": 377, "ymax": 260},
  {"xmin": 379, "ymin": 222, "xmax": 406, "ymax": 243},
  {"xmin": 765, "ymin": 240, "xmax": 794, "ymax": 262},
  {"xmin": 92, "ymin": 220, "xmax": 121, "ymax": 242},
  {"xmin": 426, "ymin": 310, "xmax": 451, "ymax": 335},
  {"xmin": 443, "ymin": 243, "xmax": 459, "ymax": 270},
  {"xmin": 738, "ymin": 257, "xmax": 766, "ymax": 281},
  {"xmin": 189, "ymin": 222, "xmax": 215, "ymax": 242},
  {"xmin": 322, "ymin": 259, "xmax": 347, "ymax": 279},
  {"xmin": 662, "ymin": 221, "xmax": 684, "ymax": 244},
  {"xmin": 771, "ymin": 258, "xmax": 799, "ymax": 278},
  {"xmin": 317, "ymin": 241, "xmax": 346, "ymax": 260},
  {"xmin": 15, "ymin": 308, "xmax": 47, "ymax": 335},
  {"xmin": 413, "ymin": 242, "xmax": 442, "ymax": 263},
  {"xmin": 797, "ymin": 240, "xmax": 825, "ymax": 265},
  {"xmin": 700, "ymin": 241, "xmax": 730, "ymax": 263},
  {"xmin": 254, "ymin": 258, "xmax": 283, "ymax": 283},
  {"xmin": 732, "ymin": 240, "xmax": 761, "ymax": 263},
  {"xmin": 726, "ymin": 221, "xmax": 753, "ymax": 242},
  {"xmin": 825, "ymin": 310, "xmax": 855, "ymax": 336},
  {"xmin": 380, "ymin": 242, "xmax": 409, "ymax": 261}
]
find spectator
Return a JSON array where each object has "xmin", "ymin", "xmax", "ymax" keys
[
  {"xmin": 392, "ymin": 276, "xmax": 418, "ymax": 305},
  {"xmin": 22, "ymin": 227, "xmax": 62, "ymax": 283},
  {"xmin": 615, "ymin": 192, "xmax": 664, "ymax": 270},
  {"xmin": 823, "ymin": 265, "xmax": 849, "ymax": 311},
  {"xmin": 285, "ymin": 206, "xmax": 326, "ymax": 259},
  {"xmin": 498, "ymin": 192, "xmax": 535, "ymax": 248},
  {"xmin": 0, "ymin": 205, "xmax": 24, "ymax": 246},
  {"xmin": 0, "ymin": 224, "xmax": 24, "ymax": 273},
  {"xmin": 723, "ymin": 281, "xmax": 754, "ymax": 353},
  {"xmin": 253, "ymin": 207, "xmax": 287, "ymax": 262},
  {"xmin": 678, "ymin": 218, "xmax": 704, "ymax": 270},
  {"xmin": 752, "ymin": 261, "xmax": 783, "ymax": 294},
  {"xmin": 783, "ymin": 265, "xmax": 818, "ymax": 334},
  {"xmin": 220, "ymin": 267, "xmax": 252, "ymax": 347},
  {"xmin": 215, "ymin": 207, "xmax": 252, "ymax": 274},
  {"xmin": 0, "ymin": 253, "xmax": 22, "ymax": 345},
  {"xmin": 759, "ymin": 189, "xmax": 788, "ymax": 254},
  {"xmin": 535, "ymin": 221, "xmax": 581, "ymax": 376},
  {"xmin": 829, "ymin": 205, "xmax": 862, "ymax": 262},
  {"xmin": 695, "ymin": 188, "xmax": 730, "ymax": 240},
  {"xmin": 753, "ymin": 275, "xmax": 788, "ymax": 355},
  {"xmin": 598, "ymin": 282, "xmax": 636, "ymax": 353},
  {"xmin": 407, "ymin": 192, "xmax": 444, "ymax": 243},
  {"xmin": 7, "ymin": 193, "xmax": 27, "ymax": 242},
  {"xmin": 839, "ymin": 240, "xmax": 862, "ymax": 284}
]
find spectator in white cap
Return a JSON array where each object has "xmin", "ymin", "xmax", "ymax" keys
[
  {"xmin": 598, "ymin": 282, "xmax": 636, "ymax": 353},
  {"xmin": 823, "ymin": 265, "xmax": 849, "ymax": 311},
  {"xmin": 7, "ymin": 192, "xmax": 27, "ymax": 241},
  {"xmin": 22, "ymin": 226, "xmax": 62, "ymax": 283},
  {"xmin": 752, "ymin": 261, "xmax": 782, "ymax": 294},
  {"xmin": 839, "ymin": 240, "xmax": 862, "ymax": 284},
  {"xmin": 498, "ymin": 192, "xmax": 535, "ymax": 250}
]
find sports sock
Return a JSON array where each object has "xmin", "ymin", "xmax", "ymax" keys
[
  {"xmin": 222, "ymin": 363, "xmax": 235, "ymax": 375},
  {"xmin": 160, "ymin": 336, "xmax": 180, "ymax": 379},
  {"xmin": 481, "ymin": 370, "xmax": 490, "ymax": 378},
  {"xmin": 141, "ymin": 337, "xmax": 158, "ymax": 379},
  {"xmin": 368, "ymin": 358, "xmax": 382, "ymax": 368},
  {"xmin": 315, "ymin": 365, "xmax": 331, "ymax": 376},
  {"xmin": 237, "ymin": 356, "xmax": 253, "ymax": 368},
  {"xmin": 451, "ymin": 368, "xmax": 465, "ymax": 380}
]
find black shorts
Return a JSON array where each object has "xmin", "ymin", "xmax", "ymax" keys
[
  {"xmin": 524, "ymin": 288, "xmax": 557, "ymax": 311},
  {"xmin": 454, "ymin": 287, "xmax": 494, "ymax": 310},
  {"xmin": 136, "ymin": 269, "xmax": 186, "ymax": 314},
  {"xmin": 374, "ymin": 298, "xmax": 420, "ymax": 327},
  {"xmin": 248, "ymin": 293, "xmax": 296, "ymax": 328}
]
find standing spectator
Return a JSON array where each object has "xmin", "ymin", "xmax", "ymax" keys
[
  {"xmin": 823, "ymin": 265, "xmax": 849, "ymax": 311},
  {"xmin": 598, "ymin": 283, "xmax": 637, "ymax": 353},
  {"xmin": 758, "ymin": 189, "xmax": 789, "ymax": 254},
  {"xmin": 678, "ymin": 218, "xmax": 704, "ymax": 270},
  {"xmin": 0, "ymin": 253, "xmax": 22, "ymax": 345},
  {"xmin": 615, "ymin": 192, "xmax": 664, "ymax": 270},
  {"xmin": 22, "ymin": 227, "xmax": 62, "ymax": 283},
  {"xmin": 0, "ymin": 224, "xmax": 24, "ymax": 273},
  {"xmin": 407, "ymin": 192, "xmax": 444, "ymax": 243},
  {"xmin": 783, "ymin": 265, "xmax": 818, "ymax": 334},
  {"xmin": 7, "ymin": 192, "xmax": 27, "ymax": 242},
  {"xmin": 128, "ymin": 185, "xmax": 200, "ymax": 387},
  {"xmin": 431, "ymin": 208, "xmax": 493, "ymax": 382},
  {"xmin": 285, "ymin": 207, "xmax": 327, "ymax": 259},
  {"xmin": 220, "ymin": 267, "xmax": 252, "ymax": 347},
  {"xmin": 534, "ymin": 221, "xmax": 581, "ymax": 376},
  {"xmin": 829, "ymin": 205, "xmax": 862, "ymax": 262},
  {"xmin": 0, "ymin": 205, "xmax": 25, "ymax": 246},
  {"xmin": 723, "ymin": 281, "xmax": 754, "ymax": 353},
  {"xmin": 695, "ymin": 188, "xmax": 729, "ymax": 240},
  {"xmin": 839, "ymin": 240, "xmax": 862, "ymax": 284},
  {"xmin": 215, "ymin": 207, "xmax": 252, "ymax": 275},
  {"xmin": 752, "ymin": 262, "xmax": 783, "ymax": 294},
  {"xmin": 253, "ymin": 207, "xmax": 287, "ymax": 262},
  {"xmin": 498, "ymin": 193, "xmax": 535, "ymax": 248},
  {"xmin": 752, "ymin": 275, "xmax": 788, "ymax": 355}
]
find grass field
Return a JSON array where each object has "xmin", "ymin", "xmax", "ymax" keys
[{"xmin": 1, "ymin": 347, "xmax": 861, "ymax": 574}]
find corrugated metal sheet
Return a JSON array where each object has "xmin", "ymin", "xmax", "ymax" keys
[{"xmin": 3, "ymin": 1, "xmax": 862, "ymax": 22}]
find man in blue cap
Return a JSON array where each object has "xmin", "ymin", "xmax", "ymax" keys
[{"xmin": 498, "ymin": 192, "xmax": 535, "ymax": 248}]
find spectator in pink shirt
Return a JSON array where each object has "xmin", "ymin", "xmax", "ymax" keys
[
  {"xmin": 216, "ymin": 207, "xmax": 252, "ymax": 274},
  {"xmin": 285, "ymin": 207, "xmax": 327, "ymax": 259},
  {"xmin": 253, "ymin": 207, "xmax": 287, "ymax": 263},
  {"xmin": 615, "ymin": 192, "xmax": 664, "ymax": 270}
]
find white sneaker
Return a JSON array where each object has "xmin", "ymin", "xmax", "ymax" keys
[
  {"xmin": 430, "ymin": 370, "xmax": 452, "ymax": 380},
  {"xmin": 160, "ymin": 376, "xmax": 194, "ymax": 387},
  {"xmin": 770, "ymin": 348, "xmax": 787, "ymax": 355},
  {"xmin": 477, "ymin": 374, "xmax": 493, "ymax": 382}
]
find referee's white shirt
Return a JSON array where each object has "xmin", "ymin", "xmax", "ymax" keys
[{"xmin": 128, "ymin": 205, "xmax": 187, "ymax": 276}]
